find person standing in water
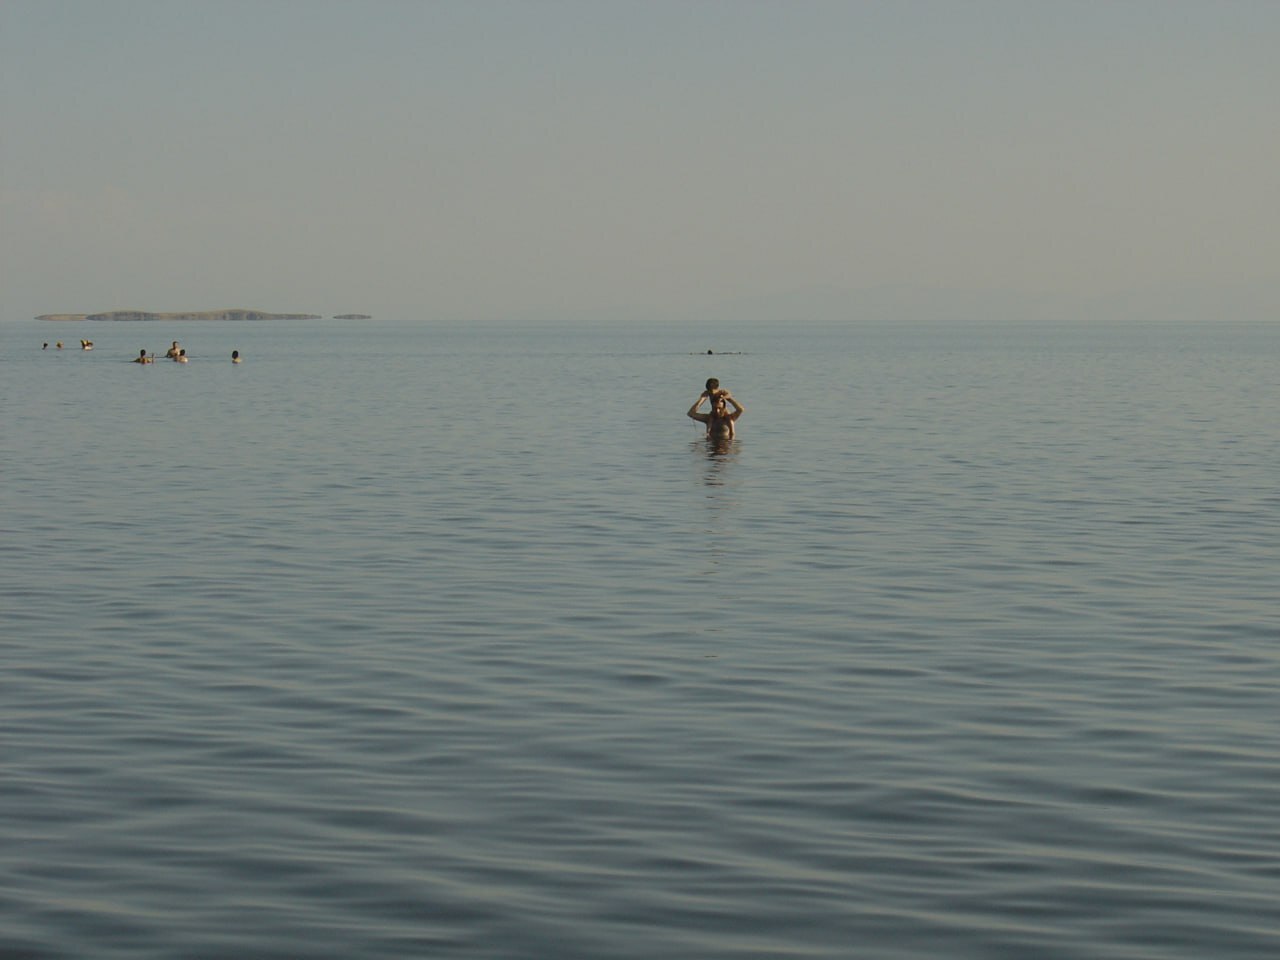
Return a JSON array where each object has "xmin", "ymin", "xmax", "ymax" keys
[
  {"xmin": 165, "ymin": 341, "xmax": 181, "ymax": 358},
  {"xmin": 687, "ymin": 378, "xmax": 744, "ymax": 440},
  {"xmin": 133, "ymin": 349, "xmax": 153, "ymax": 364}
]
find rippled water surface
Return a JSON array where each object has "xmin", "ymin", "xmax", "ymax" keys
[{"xmin": 3, "ymin": 317, "xmax": 1279, "ymax": 958}]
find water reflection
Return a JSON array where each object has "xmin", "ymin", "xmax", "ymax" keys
[
  {"xmin": 692, "ymin": 436, "xmax": 739, "ymax": 486},
  {"xmin": 690, "ymin": 438, "xmax": 740, "ymax": 573}
]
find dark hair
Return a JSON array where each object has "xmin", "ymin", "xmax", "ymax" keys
[{"xmin": 705, "ymin": 377, "xmax": 720, "ymax": 392}]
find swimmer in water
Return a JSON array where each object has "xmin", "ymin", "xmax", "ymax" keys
[
  {"xmin": 80, "ymin": 339, "xmax": 93, "ymax": 350},
  {"xmin": 687, "ymin": 380, "xmax": 744, "ymax": 440},
  {"xmin": 231, "ymin": 350, "xmax": 241, "ymax": 363},
  {"xmin": 175, "ymin": 349, "xmax": 188, "ymax": 363},
  {"xmin": 134, "ymin": 348, "xmax": 153, "ymax": 364}
]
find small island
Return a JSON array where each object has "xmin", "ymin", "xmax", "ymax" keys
[
  {"xmin": 37, "ymin": 309, "xmax": 321, "ymax": 322},
  {"xmin": 332, "ymin": 314, "xmax": 373, "ymax": 320}
]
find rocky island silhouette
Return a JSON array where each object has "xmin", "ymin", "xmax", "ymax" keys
[{"xmin": 38, "ymin": 309, "xmax": 323, "ymax": 322}]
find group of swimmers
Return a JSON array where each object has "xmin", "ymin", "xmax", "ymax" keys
[
  {"xmin": 687, "ymin": 377, "xmax": 744, "ymax": 441},
  {"xmin": 48, "ymin": 340, "xmax": 736, "ymax": 438},
  {"xmin": 135, "ymin": 341, "xmax": 188, "ymax": 363},
  {"xmin": 130, "ymin": 342, "xmax": 241, "ymax": 364},
  {"xmin": 44, "ymin": 337, "xmax": 242, "ymax": 363}
]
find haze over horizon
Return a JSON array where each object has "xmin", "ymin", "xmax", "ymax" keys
[{"xmin": 3, "ymin": 0, "xmax": 1277, "ymax": 325}]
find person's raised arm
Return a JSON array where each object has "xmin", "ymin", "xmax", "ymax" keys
[{"xmin": 687, "ymin": 394, "xmax": 710, "ymax": 422}]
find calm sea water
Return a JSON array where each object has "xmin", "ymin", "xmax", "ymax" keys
[{"xmin": 2, "ymin": 316, "xmax": 1278, "ymax": 959}]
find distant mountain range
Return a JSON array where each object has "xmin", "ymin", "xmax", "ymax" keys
[
  {"xmin": 669, "ymin": 280, "xmax": 1280, "ymax": 326},
  {"xmin": 38, "ymin": 309, "xmax": 322, "ymax": 321}
]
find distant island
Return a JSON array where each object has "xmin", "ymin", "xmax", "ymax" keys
[
  {"xmin": 37, "ymin": 309, "xmax": 322, "ymax": 322},
  {"xmin": 332, "ymin": 314, "xmax": 372, "ymax": 320}
]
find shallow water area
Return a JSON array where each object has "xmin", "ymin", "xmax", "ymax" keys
[{"xmin": 3, "ymin": 316, "xmax": 1279, "ymax": 958}]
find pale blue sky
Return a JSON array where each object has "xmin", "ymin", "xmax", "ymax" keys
[{"xmin": 3, "ymin": 0, "xmax": 1277, "ymax": 322}]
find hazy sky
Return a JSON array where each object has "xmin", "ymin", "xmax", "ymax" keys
[{"xmin": 3, "ymin": 0, "xmax": 1277, "ymax": 323}]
